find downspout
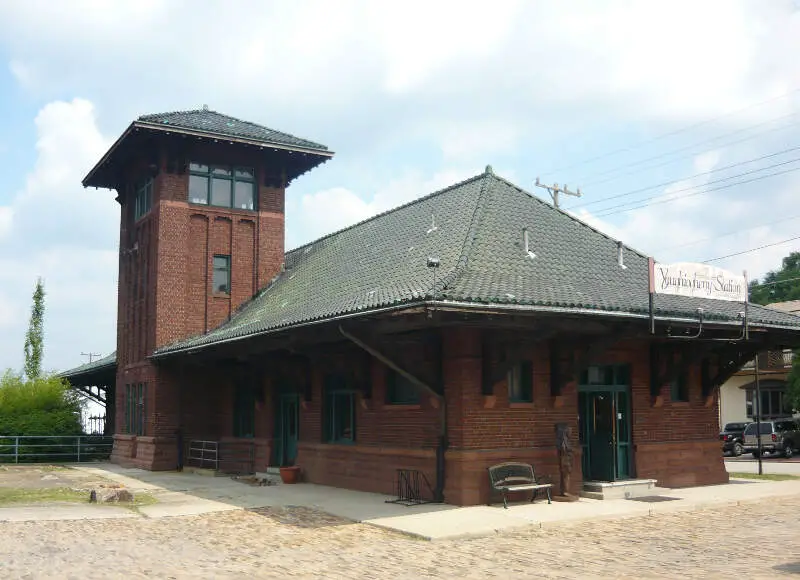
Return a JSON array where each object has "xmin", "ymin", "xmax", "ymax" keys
[{"xmin": 338, "ymin": 325, "xmax": 447, "ymax": 502}]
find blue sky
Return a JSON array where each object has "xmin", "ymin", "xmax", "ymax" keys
[{"xmin": 0, "ymin": 0, "xmax": 799, "ymax": 374}]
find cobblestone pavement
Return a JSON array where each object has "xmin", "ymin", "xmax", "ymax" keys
[{"xmin": 1, "ymin": 497, "xmax": 798, "ymax": 579}]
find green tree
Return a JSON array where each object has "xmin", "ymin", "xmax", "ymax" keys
[
  {"xmin": 0, "ymin": 370, "xmax": 83, "ymax": 436},
  {"xmin": 23, "ymin": 278, "xmax": 45, "ymax": 380},
  {"xmin": 749, "ymin": 251, "xmax": 800, "ymax": 305}
]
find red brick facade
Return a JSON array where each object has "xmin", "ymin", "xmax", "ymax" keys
[
  {"xmin": 106, "ymin": 133, "xmax": 727, "ymax": 505},
  {"xmin": 111, "ymin": 140, "xmax": 287, "ymax": 470}
]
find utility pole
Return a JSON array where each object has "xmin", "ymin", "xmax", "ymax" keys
[
  {"xmin": 81, "ymin": 352, "xmax": 101, "ymax": 364},
  {"xmin": 535, "ymin": 177, "xmax": 582, "ymax": 209},
  {"xmin": 754, "ymin": 351, "xmax": 763, "ymax": 475}
]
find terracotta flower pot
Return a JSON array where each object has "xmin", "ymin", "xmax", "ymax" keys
[{"xmin": 279, "ymin": 466, "xmax": 301, "ymax": 484}]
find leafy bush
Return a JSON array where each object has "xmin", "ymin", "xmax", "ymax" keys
[{"xmin": 0, "ymin": 370, "xmax": 83, "ymax": 436}]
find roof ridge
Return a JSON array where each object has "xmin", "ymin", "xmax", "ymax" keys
[
  {"xmin": 284, "ymin": 171, "xmax": 489, "ymax": 259},
  {"xmin": 137, "ymin": 108, "xmax": 328, "ymax": 150},
  {"xmin": 488, "ymin": 173, "xmax": 652, "ymax": 261},
  {"xmin": 433, "ymin": 172, "xmax": 494, "ymax": 297}
]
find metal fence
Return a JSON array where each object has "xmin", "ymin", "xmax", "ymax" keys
[
  {"xmin": 188, "ymin": 440, "xmax": 219, "ymax": 470},
  {"xmin": 0, "ymin": 435, "xmax": 114, "ymax": 464}
]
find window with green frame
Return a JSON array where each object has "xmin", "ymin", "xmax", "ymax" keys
[
  {"xmin": 213, "ymin": 255, "xmax": 231, "ymax": 294},
  {"xmin": 580, "ymin": 364, "xmax": 630, "ymax": 386},
  {"xmin": 233, "ymin": 385, "xmax": 256, "ymax": 438},
  {"xmin": 385, "ymin": 368, "xmax": 420, "ymax": 405},
  {"xmin": 323, "ymin": 374, "xmax": 355, "ymax": 443},
  {"xmin": 188, "ymin": 163, "xmax": 256, "ymax": 210},
  {"xmin": 508, "ymin": 360, "xmax": 533, "ymax": 402},
  {"xmin": 134, "ymin": 177, "xmax": 153, "ymax": 221},
  {"xmin": 670, "ymin": 368, "xmax": 689, "ymax": 402},
  {"xmin": 124, "ymin": 383, "xmax": 146, "ymax": 435}
]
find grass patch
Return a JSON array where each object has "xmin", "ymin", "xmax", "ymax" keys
[
  {"xmin": 729, "ymin": 472, "xmax": 800, "ymax": 481},
  {"xmin": 0, "ymin": 486, "xmax": 159, "ymax": 509},
  {"xmin": 0, "ymin": 487, "xmax": 86, "ymax": 505}
]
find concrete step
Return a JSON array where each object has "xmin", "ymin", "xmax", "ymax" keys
[{"xmin": 581, "ymin": 479, "xmax": 659, "ymax": 500}]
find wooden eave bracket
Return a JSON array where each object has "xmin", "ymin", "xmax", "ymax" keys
[{"xmin": 338, "ymin": 325, "xmax": 442, "ymax": 400}]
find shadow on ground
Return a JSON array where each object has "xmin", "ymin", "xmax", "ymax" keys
[
  {"xmin": 773, "ymin": 561, "xmax": 800, "ymax": 574},
  {"xmin": 246, "ymin": 505, "xmax": 354, "ymax": 529}
]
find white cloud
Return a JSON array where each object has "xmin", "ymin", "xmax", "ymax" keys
[
  {"xmin": 290, "ymin": 168, "xmax": 474, "ymax": 246},
  {"xmin": 0, "ymin": 206, "xmax": 12, "ymax": 239},
  {"xmin": 1, "ymin": 1, "xmax": 799, "ymax": 372},
  {"xmin": 0, "ymin": 99, "xmax": 118, "ymax": 373},
  {"xmin": 1, "ymin": 1, "xmax": 798, "ymax": 161}
]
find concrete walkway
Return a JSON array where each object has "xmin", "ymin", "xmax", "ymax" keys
[{"xmin": 3, "ymin": 463, "xmax": 799, "ymax": 541}]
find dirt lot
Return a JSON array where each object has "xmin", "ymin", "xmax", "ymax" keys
[
  {"xmin": 0, "ymin": 464, "xmax": 107, "ymax": 490},
  {"xmin": 0, "ymin": 466, "xmax": 798, "ymax": 579}
]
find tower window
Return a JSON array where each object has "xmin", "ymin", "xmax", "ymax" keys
[
  {"xmin": 189, "ymin": 163, "xmax": 256, "ymax": 210},
  {"xmin": 134, "ymin": 177, "xmax": 153, "ymax": 220},
  {"xmin": 213, "ymin": 255, "xmax": 231, "ymax": 294}
]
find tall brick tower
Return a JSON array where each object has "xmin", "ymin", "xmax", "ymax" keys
[{"xmin": 82, "ymin": 107, "xmax": 332, "ymax": 468}]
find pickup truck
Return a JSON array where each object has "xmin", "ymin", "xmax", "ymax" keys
[{"xmin": 719, "ymin": 422, "xmax": 748, "ymax": 456}]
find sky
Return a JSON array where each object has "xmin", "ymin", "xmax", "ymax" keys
[{"xmin": 0, "ymin": 0, "xmax": 799, "ymax": 375}]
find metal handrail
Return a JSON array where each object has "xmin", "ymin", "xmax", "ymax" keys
[
  {"xmin": 0, "ymin": 435, "xmax": 114, "ymax": 464},
  {"xmin": 187, "ymin": 440, "xmax": 219, "ymax": 470}
]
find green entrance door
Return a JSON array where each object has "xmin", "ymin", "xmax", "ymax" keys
[
  {"xmin": 275, "ymin": 394, "xmax": 299, "ymax": 467},
  {"xmin": 579, "ymin": 365, "xmax": 632, "ymax": 482}
]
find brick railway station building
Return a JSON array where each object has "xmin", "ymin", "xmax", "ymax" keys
[{"xmin": 62, "ymin": 109, "xmax": 800, "ymax": 505}]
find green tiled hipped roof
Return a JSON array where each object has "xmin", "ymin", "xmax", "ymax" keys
[
  {"xmin": 155, "ymin": 169, "xmax": 800, "ymax": 355},
  {"xmin": 137, "ymin": 108, "xmax": 329, "ymax": 152},
  {"xmin": 58, "ymin": 351, "xmax": 117, "ymax": 380}
]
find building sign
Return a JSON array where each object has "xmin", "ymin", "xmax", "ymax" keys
[{"xmin": 650, "ymin": 261, "xmax": 747, "ymax": 303}]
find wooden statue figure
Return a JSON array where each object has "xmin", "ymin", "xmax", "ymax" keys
[{"xmin": 556, "ymin": 423, "xmax": 574, "ymax": 497}]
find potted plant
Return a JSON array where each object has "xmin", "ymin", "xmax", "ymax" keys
[{"xmin": 279, "ymin": 465, "xmax": 301, "ymax": 484}]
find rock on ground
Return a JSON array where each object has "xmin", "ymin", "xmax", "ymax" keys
[{"xmin": 96, "ymin": 488, "xmax": 134, "ymax": 503}]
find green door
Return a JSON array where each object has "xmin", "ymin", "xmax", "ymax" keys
[
  {"xmin": 276, "ymin": 394, "xmax": 299, "ymax": 466},
  {"xmin": 579, "ymin": 365, "xmax": 633, "ymax": 482},
  {"xmin": 588, "ymin": 392, "xmax": 615, "ymax": 481}
]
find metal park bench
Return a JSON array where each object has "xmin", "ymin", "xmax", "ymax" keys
[{"xmin": 488, "ymin": 462, "xmax": 552, "ymax": 508}]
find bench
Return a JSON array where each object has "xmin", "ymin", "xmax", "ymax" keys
[{"xmin": 488, "ymin": 462, "xmax": 552, "ymax": 509}]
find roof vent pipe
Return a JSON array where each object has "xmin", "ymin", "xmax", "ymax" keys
[
  {"xmin": 617, "ymin": 241, "xmax": 627, "ymax": 269},
  {"xmin": 524, "ymin": 228, "xmax": 536, "ymax": 259}
]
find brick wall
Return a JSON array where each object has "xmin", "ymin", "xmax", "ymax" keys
[{"xmin": 111, "ymin": 140, "xmax": 288, "ymax": 470}]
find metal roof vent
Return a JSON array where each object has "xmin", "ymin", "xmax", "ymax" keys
[
  {"xmin": 617, "ymin": 241, "xmax": 627, "ymax": 270},
  {"xmin": 523, "ymin": 227, "xmax": 536, "ymax": 259},
  {"xmin": 202, "ymin": 104, "xmax": 209, "ymax": 111}
]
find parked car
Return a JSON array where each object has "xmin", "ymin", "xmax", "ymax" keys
[
  {"xmin": 719, "ymin": 422, "xmax": 749, "ymax": 456},
  {"xmin": 743, "ymin": 418, "xmax": 800, "ymax": 458}
]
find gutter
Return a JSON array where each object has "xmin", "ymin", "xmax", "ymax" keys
[
  {"xmin": 426, "ymin": 300, "xmax": 800, "ymax": 331},
  {"xmin": 149, "ymin": 302, "xmax": 422, "ymax": 360},
  {"xmin": 150, "ymin": 298, "xmax": 800, "ymax": 361}
]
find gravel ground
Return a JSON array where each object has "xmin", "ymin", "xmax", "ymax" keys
[{"xmin": 0, "ymin": 496, "xmax": 798, "ymax": 579}]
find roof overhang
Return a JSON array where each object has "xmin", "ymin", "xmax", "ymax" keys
[
  {"xmin": 82, "ymin": 121, "xmax": 335, "ymax": 190},
  {"xmin": 149, "ymin": 299, "xmax": 800, "ymax": 362}
]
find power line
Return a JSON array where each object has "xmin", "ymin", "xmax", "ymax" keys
[
  {"xmin": 570, "ymin": 119, "xmax": 800, "ymax": 194},
  {"xmin": 653, "ymin": 212, "xmax": 800, "ymax": 252},
  {"xmin": 577, "ymin": 112, "xmax": 799, "ymax": 186},
  {"xmin": 751, "ymin": 276, "xmax": 800, "ymax": 287},
  {"xmin": 570, "ymin": 145, "xmax": 800, "ymax": 211},
  {"xmin": 591, "ymin": 164, "xmax": 800, "ymax": 218},
  {"xmin": 703, "ymin": 236, "xmax": 800, "ymax": 263},
  {"xmin": 539, "ymin": 87, "xmax": 800, "ymax": 178}
]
